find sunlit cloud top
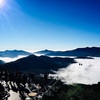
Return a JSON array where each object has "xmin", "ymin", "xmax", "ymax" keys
[
  {"xmin": 0, "ymin": 55, "xmax": 27, "ymax": 63},
  {"xmin": 51, "ymin": 57, "xmax": 100, "ymax": 85}
]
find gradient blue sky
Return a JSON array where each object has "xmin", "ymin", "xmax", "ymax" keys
[{"xmin": 0, "ymin": 0, "xmax": 100, "ymax": 51}]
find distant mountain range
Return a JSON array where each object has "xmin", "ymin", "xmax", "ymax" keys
[
  {"xmin": 0, "ymin": 50, "xmax": 32, "ymax": 58},
  {"xmin": 34, "ymin": 49, "xmax": 55, "ymax": 55},
  {"xmin": 35, "ymin": 47, "xmax": 100, "ymax": 57},
  {"xmin": 0, "ymin": 55, "xmax": 75, "ymax": 73},
  {"xmin": 1, "ymin": 47, "xmax": 99, "ymax": 74}
]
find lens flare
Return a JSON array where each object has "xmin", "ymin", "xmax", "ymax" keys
[
  {"xmin": 0, "ymin": 0, "xmax": 23, "ymax": 29},
  {"xmin": 0, "ymin": 0, "xmax": 5, "ymax": 7}
]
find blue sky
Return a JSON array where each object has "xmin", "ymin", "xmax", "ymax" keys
[{"xmin": 0, "ymin": 0, "xmax": 100, "ymax": 51}]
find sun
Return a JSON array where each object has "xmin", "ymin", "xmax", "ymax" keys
[{"xmin": 0, "ymin": 0, "xmax": 5, "ymax": 8}]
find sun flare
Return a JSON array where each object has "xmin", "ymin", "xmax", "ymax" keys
[{"xmin": 0, "ymin": 0, "xmax": 5, "ymax": 7}]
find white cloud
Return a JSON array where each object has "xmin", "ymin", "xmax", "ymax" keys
[
  {"xmin": 0, "ymin": 55, "xmax": 27, "ymax": 63},
  {"xmin": 51, "ymin": 57, "xmax": 100, "ymax": 85}
]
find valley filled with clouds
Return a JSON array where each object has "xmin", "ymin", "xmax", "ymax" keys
[
  {"xmin": 1, "ymin": 55, "xmax": 100, "ymax": 85},
  {"xmin": 51, "ymin": 57, "xmax": 100, "ymax": 85},
  {"xmin": 0, "ymin": 55, "xmax": 27, "ymax": 63}
]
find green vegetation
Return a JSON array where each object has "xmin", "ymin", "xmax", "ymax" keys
[{"xmin": 43, "ymin": 82, "xmax": 100, "ymax": 100}]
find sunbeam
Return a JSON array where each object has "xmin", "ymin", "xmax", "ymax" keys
[
  {"xmin": 0, "ymin": 0, "xmax": 24, "ymax": 30},
  {"xmin": 0, "ymin": 0, "xmax": 5, "ymax": 7}
]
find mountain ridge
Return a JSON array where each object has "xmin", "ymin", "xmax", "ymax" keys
[
  {"xmin": 35, "ymin": 47, "xmax": 100, "ymax": 57},
  {"xmin": 0, "ymin": 50, "xmax": 32, "ymax": 58},
  {"xmin": 0, "ymin": 55, "xmax": 75, "ymax": 74}
]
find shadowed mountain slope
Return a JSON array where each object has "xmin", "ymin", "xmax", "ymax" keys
[
  {"xmin": 0, "ymin": 60, "xmax": 5, "ymax": 65},
  {"xmin": 0, "ymin": 55, "xmax": 75, "ymax": 73}
]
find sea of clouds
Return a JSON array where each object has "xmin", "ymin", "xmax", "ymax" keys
[
  {"xmin": 51, "ymin": 57, "xmax": 100, "ymax": 85},
  {"xmin": 1, "ymin": 56, "xmax": 100, "ymax": 85},
  {"xmin": 0, "ymin": 55, "xmax": 27, "ymax": 63}
]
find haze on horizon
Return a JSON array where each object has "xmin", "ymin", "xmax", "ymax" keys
[{"xmin": 0, "ymin": 0, "xmax": 100, "ymax": 51}]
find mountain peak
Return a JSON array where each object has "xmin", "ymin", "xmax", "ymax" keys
[
  {"xmin": 0, "ymin": 50, "xmax": 32, "ymax": 58},
  {"xmin": 34, "ymin": 49, "xmax": 54, "ymax": 55}
]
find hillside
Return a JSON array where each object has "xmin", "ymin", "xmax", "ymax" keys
[
  {"xmin": 0, "ymin": 55, "xmax": 75, "ymax": 73},
  {"xmin": 0, "ymin": 60, "xmax": 5, "ymax": 65}
]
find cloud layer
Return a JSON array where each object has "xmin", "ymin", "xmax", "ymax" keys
[
  {"xmin": 0, "ymin": 55, "xmax": 27, "ymax": 63},
  {"xmin": 1, "ymin": 56, "xmax": 100, "ymax": 85},
  {"xmin": 51, "ymin": 57, "xmax": 100, "ymax": 85}
]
